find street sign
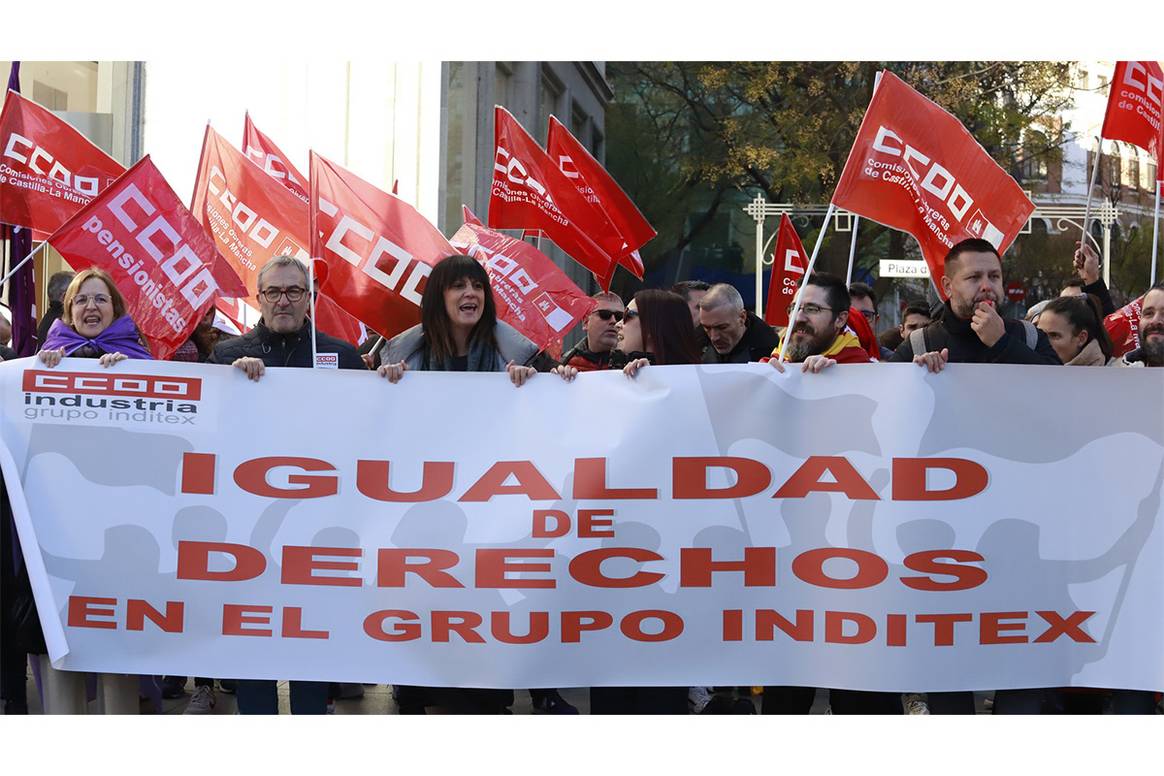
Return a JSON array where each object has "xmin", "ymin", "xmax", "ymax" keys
[{"xmin": 878, "ymin": 259, "xmax": 930, "ymax": 278}]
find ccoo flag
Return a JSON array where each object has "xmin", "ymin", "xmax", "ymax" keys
[
  {"xmin": 832, "ymin": 71, "xmax": 1034, "ymax": 290},
  {"xmin": 47, "ymin": 156, "xmax": 246, "ymax": 360},
  {"xmin": 0, "ymin": 89, "xmax": 126, "ymax": 233},
  {"xmin": 191, "ymin": 124, "xmax": 364, "ymax": 344},
  {"xmin": 764, "ymin": 214, "xmax": 808, "ymax": 328},
  {"xmin": 489, "ymin": 107, "xmax": 620, "ymax": 288},
  {"xmin": 310, "ymin": 152, "xmax": 455, "ymax": 339},
  {"xmin": 546, "ymin": 114, "xmax": 653, "ymax": 280},
  {"xmin": 1100, "ymin": 61, "xmax": 1163, "ymax": 164},
  {"xmin": 452, "ymin": 206, "xmax": 593, "ymax": 352},
  {"xmin": 242, "ymin": 112, "xmax": 309, "ymax": 204}
]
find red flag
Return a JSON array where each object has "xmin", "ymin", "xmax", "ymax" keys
[
  {"xmin": 46, "ymin": 156, "xmax": 246, "ymax": 360},
  {"xmin": 763, "ymin": 214, "xmax": 808, "ymax": 327},
  {"xmin": 451, "ymin": 206, "xmax": 594, "ymax": 352},
  {"xmin": 0, "ymin": 89, "xmax": 126, "ymax": 233},
  {"xmin": 832, "ymin": 71, "xmax": 1034, "ymax": 292},
  {"xmin": 310, "ymin": 152, "xmax": 455, "ymax": 339},
  {"xmin": 1105, "ymin": 296, "xmax": 1143, "ymax": 359},
  {"xmin": 242, "ymin": 112, "xmax": 308, "ymax": 204},
  {"xmin": 191, "ymin": 125, "xmax": 364, "ymax": 344},
  {"xmin": 1100, "ymin": 62, "xmax": 1163, "ymax": 162},
  {"xmin": 488, "ymin": 107, "xmax": 619, "ymax": 288},
  {"xmin": 547, "ymin": 115, "xmax": 653, "ymax": 279}
]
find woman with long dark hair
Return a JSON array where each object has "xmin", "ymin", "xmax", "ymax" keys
[
  {"xmin": 1035, "ymin": 294, "xmax": 1114, "ymax": 366},
  {"xmin": 555, "ymin": 289, "xmax": 702, "ymax": 381},
  {"xmin": 1024, "ymin": 293, "xmax": 1154, "ymax": 715},
  {"xmin": 378, "ymin": 254, "xmax": 542, "ymax": 382},
  {"xmin": 377, "ymin": 255, "xmax": 550, "ymax": 714}
]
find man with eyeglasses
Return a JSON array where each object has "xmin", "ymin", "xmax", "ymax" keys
[
  {"xmin": 209, "ymin": 254, "xmax": 364, "ymax": 379},
  {"xmin": 768, "ymin": 273, "xmax": 874, "ymax": 373},
  {"xmin": 207, "ymin": 255, "xmax": 363, "ymax": 715},
  {"xmin": 559, "ymin": 291, "xmax": 626, "ymax": 372},
  {"xmin": 698, "ymin": 283, "xmax": 778, "ymax": 364}
]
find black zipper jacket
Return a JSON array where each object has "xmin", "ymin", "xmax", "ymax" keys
[{"xmin": 207, "ymin": 319, "xmax": 365, "ymax": 370}]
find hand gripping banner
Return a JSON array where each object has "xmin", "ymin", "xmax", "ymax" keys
[
  {"xmin": 2, "ymin": 358, "xmax": 1163, "ymax": 693},
  {"xmin": 46, "ymin": 156, "xmax": 247, "ymax": 360},
  {"xmin": 0, "ymin": 90, "xmax": 126, "ymax": 233},
  {"xmin": 832, "ymin": 71, "xmax": 1034, "ymax": 288}
]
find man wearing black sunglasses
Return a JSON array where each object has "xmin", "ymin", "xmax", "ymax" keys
[
  {"xmin": 559, "ymin": 291, "xmax": 625, "ymax": 372},
  {"xmin": 209, "ymin": 254, "xmax": 364, "ymax": 379}
]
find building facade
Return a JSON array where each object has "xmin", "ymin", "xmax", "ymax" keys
[{"xmin": 2, "ymin": 60, "xmax": 612, "ymax": 328}]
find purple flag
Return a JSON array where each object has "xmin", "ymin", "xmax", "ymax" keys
[{"xmin": 2, "ymin": 62, "xmax": 37, "ymax": 356}]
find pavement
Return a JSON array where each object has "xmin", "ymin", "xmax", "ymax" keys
[{"xmin": 3, "ymin": 675, "xmax": 1154, "ymax": 714}]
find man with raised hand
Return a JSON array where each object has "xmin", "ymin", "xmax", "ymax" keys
[
  {"xmin": 559, "ymin": 291, "xmax": 625, "ymax": 372},
  {"xmin": 699, "ymin": 283, "xmax": 779, "ymax": 364},
  {"xmin": 890, "ymin": 238, "xmax": 1060, "ymax": 371}
]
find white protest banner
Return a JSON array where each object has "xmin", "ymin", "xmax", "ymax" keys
[{"xmin": 1, "ymin": 358, "xmax": 1162, "ymax": 692}]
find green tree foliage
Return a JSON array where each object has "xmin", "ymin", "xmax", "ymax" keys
[{"xmin": 607, "ymin": 61, "xmax": 1076, "ymax": 285}]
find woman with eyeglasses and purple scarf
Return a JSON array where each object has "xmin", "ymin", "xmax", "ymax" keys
[{"xmin": 37, "ymin": 268, "xmax": 152, "ymax": 368}]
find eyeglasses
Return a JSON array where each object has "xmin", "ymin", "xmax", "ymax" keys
[
  {"xmin": 787, "ymin": 302, "xmax": 834, "ymax": 316},
  {"xmin": 259, "ymin": 286, "xmax": 307, "ymax": 303},
  {"xmin": 623, "ymin": 309, "xmax": 640, "ymax": 321},
  {"xmin": 72, "ymin": 294, "xmax": 111, "ymax": 308},
  {"xmin": 857, "ymin": 309, "xmax": 878, "ymax": 321},
  {"xmin": 593, "ymin": 309, "xmax": 624, "ymax": 322}
]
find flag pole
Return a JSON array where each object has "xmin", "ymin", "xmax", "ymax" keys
[
  {"xmin": 307, "ymin": 259, "xmax": 319, "ymax": 368},
  {"xmin": 779, "ymin": 203, "xmax": 835, "ymax": 365},
  {"xmin": 0, "ymin": 240, "xmax": 47, "ymax": 290},
  {"xmin": 1080, "ymin": 137, "xmax": 1102, "ymax": 249},
  {"xmin": 844, "ymin": 215, "xmax": 860, "ymax": 286},
  {"xmin": 367, "ymin": 334, "xmax": 385, "ymax": 366},
  {"xmin": 1149, "ymin": 178, "xmax": 1162, "ymax": 286}
]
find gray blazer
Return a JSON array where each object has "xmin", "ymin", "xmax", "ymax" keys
[{"xmin": 379, "ymin": 320, "xmax": 539, "ymax": 371}]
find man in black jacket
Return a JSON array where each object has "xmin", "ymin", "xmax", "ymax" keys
[
  {"xmin": 890, "ymin": 238, "xmax": 1057, "ymax": 715},
  {"xmin": 209, "ymin": 255, "xmax": 364, "ymax": 376},
  {"xmin": 891, "ymin": 239, "xmax": 1060, "ymax": 369},
  {"xmin": 558, "ymin": 291, "xmax": 625, "ymax": 372},
  {"xmin": 207, "ymin": 254, "xmax": 363, "ymax": 715},
  {"xmin": 36, "ymin": 271, "xmax": 74, "ymax": 347},
  {"xmin": 699, "ymin": 283, "xmax": 779, "ymax": 364}
]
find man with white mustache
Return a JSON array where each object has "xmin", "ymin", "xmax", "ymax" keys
[{"xmin": 891, "ymin": 238, "xmax": 1060, "ymax": 371}]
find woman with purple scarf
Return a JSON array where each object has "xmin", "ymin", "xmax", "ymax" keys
[{"xmin": 38, "ymin": 268, "xmax": 152, "ymax": 367}]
